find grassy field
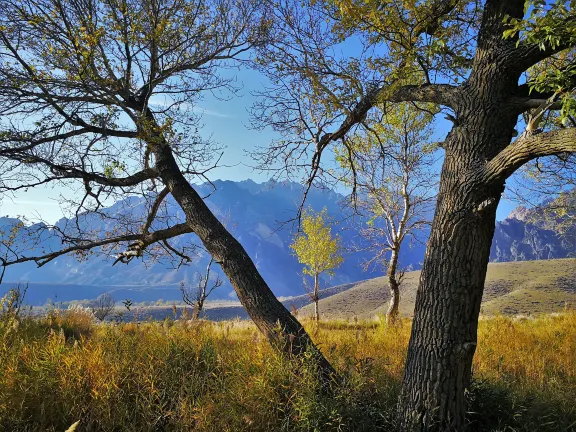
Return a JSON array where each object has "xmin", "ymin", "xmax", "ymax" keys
[
  {"xmin": 295, "ymin": 258, "xmax": 576, "ymax": 319},
  {"xmin": 1, "ymin": 288, "xmax": 575, "ymax": 431}
]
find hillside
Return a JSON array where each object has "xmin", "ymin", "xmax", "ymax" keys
[
  {"xmin": 129, "ymin": 258, "xmax": 576, "ymax": 321},
  {"xmin": 296, "ymin": 258, "xmax": 576, "ymax": 319}
]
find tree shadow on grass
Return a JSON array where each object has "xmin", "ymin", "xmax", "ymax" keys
[{"xmin": 466, "ymin": 379, "xmax": 576, "ymax": 432}]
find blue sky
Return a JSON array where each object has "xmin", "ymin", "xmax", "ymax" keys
[{"xmin": 0, "ymin": 67, "xmax": 518, "ymax": 224}]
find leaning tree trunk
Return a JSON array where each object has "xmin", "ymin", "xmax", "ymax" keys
[
  {"xmin": 398, "ymin": 2, "xmax": 526, "ymax": 429},
  {"xmin": 150, "ymin": 134, "xmax": 336, "ymax": 384},
  {"xmin": 386, "ymin": 249, "xmax": 400, "ymax": 325}
]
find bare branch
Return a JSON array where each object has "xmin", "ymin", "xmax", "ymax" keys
[{"xmin": 2, "ymin": 223, "xmax": 192, "ymax": 269}]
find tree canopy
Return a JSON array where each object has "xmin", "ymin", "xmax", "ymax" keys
[{"xmin": 290, "ymin": 207, "xmax": 343, "ymax": 277}]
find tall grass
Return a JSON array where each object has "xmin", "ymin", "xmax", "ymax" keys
[{"xmin": 0, "ymin": 292, "xmax": 574, "ymax": 431}]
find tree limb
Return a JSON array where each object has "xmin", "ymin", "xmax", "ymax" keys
[
  {"xmin": 299, "ymin": 83, "xmax": 456, "ymax": 211},
  {"xmin": 513, "ymin": 16, "xmax": 576, "ymax": 71},
  {"xmin": 413, "ymin": 0, "xmax": 461, "ymax": 37},
  {"xmin": 1, "ymin": 223, "xmax": 192, "ymax": 272},
  {"xmin": 142, "ymin": 187, "xmax": 170, "ymax": 234},
  {"xmin": 1, "ymin": 150, "xmax": 160, "ymax": 187},
  {"xmin": 484, "ymin": 127, "xmax": 576, "ymax": 185}
]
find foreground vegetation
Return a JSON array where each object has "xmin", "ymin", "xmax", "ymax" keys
[{"xmin": 0, "ymin": 292, "xmax": 574, "ymax": 432}]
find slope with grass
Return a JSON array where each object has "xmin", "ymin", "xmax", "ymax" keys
[{"xmin": 296, "ymin": 258, "xmax": 576, "ymax": 319}]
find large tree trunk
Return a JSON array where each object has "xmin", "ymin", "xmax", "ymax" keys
[
  {"xmin": 151, "ymin": 139, "xmax": 336, "ymax": 383},
  {"xmin": 398, "ymin": 171, "xmax": 503, "ymax": 430},
  {"xmin": 398, "ymin": 2, "xmax": 526, "ymax": 429},
  {"xmin": 386, "ymin": 249, "xmax": 400, "ymax": 325}
]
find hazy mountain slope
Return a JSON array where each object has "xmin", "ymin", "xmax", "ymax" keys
[
  {"xmin": 0, "ymin": 180, "xmax": 389, "ymax": 299},
  {"xmin": 1, "ymin": 180, "xmax": 574, "ymax": 304},
  {"xmin": 491, "ymin": 198, "xmax": 575, "ymax": 262}
]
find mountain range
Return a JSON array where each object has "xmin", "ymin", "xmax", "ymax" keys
[{"xmin": 0, "ymin": 179, "xmax": 574, "ymax": 305}]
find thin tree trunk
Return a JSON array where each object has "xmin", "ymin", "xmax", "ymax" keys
[
  {"xmin": 398, "ymin": 2, "xmax": 526, "ymax": 428},
  {"xmin": 386, "ymin": 248, "xmax": 400, "ymax": 325},
  {"xmin": 192, "ymin": 301, "xmax": 202, "ymax": 320},
  {"xmin": 314, "ymin": 272, "xmax": 320, "ymax": 324},
  {"xmin": 151, "ymin": 135, "xmax": 336, "ymax": 383}
]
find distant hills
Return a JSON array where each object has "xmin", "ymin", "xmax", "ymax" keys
[
  {"xmin": 0, "ymin": 179, "xmax": 574, "ymax": 305},
  {"xmin": 99, "ymin": 258, "xmax": 576, "ymax": 322},
  {"xmin": 492, "ymin": 203, "xmax": 575, "ymax": 262},
  {"xmin": 295, "ymin": 258, "xmax": 576, "ymax": 318}
]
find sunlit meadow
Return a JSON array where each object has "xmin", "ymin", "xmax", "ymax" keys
[{"xmin": 0, "ymin": 289, "xmax": 574, "ymax": 431}]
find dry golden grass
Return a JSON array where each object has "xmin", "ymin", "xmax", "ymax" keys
[{"xmin": 0, "ymin": 290, "xmax": 575, "ymax": 431}]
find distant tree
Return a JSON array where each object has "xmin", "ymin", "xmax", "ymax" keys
[
  {"xmin": 290, "ymin": 208, "xmax": 343, "ymax": 323},
  {"xmin": 181, "ymin": 257, "xmax": 223, "ymax": 320},
  {"xmin": 90, "ymin": 293, "xmax": 115, "ymax": 321},
  {"xmin": 337, "ymin": 103, "xmax": 438, "ymax": 324},
  {"xmin": 0, "ymin": 0, "xmax": 335, "ymax": 380},
  {"xmin": 122, "ymin": 299, "xmax": 133, "ymax": 312}
]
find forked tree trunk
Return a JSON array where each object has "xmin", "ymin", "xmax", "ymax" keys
[
  {"xmin": 386, "ymin": 249, "xmax": 400, "ymax": 325},
  {"xmin": 151, "ymin": 137, "xmax": 336, "ymax": 383},
  {"xmin": 398, "ymin": 2, "xmax": 527, "ymax": 429}
]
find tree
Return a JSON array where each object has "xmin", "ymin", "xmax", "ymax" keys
[
  {"xmin": 290, "ymin": 207, "xmax": 343, "ymax": 323},
  {"xmin": 253, "ymin": 0, "xmax": 576, "ymax": 428},
  {"xmin": 0, "ymin": 0, "xmax": 336, "ymax": 382},
  {"xmin": 180, "ymin": 256, "xmax": 222, "ymax": 320},
  {"xmin": 336, "ymin": 104, "xmax": 437, "ymax": 324},
  {"xmin": 90, "ymin": 292, "xmax": 115, "ymax": 321}
]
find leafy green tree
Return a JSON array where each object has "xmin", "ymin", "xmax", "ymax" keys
[
  {"xmin": 291, "ymin": 208, "xmax": 343, "ymax": 323},
  {"xmin": 254, "ymin": 0, "xmax": 576, "ymax": 428}
]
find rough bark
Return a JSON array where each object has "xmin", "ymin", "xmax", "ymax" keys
[
  {"xmin": 398, "ymin": 1, "xmax": 531, "ymax": 429},
  {"xmin": 150, "ymin": 134, "xmax": 337, "ymax": 383},
  {"xmin": 386, "ymin": 249, "xmax": 400, "ymax": 325}
]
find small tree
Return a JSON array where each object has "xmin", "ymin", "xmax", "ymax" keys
[
  {"xmin": 181, "ymin": 257, "xmax": 222, "ymax": 320},
  {"xmin": 337, "ymin": 103, "xmax": 438, "ymax": 324},
  {"xmin": 290, "ymin": 208, "xmax": 343, "ymax": 323},
  {"xmin": 90, "ymin": 293, "xmax": 115, "ymax": 321}
]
